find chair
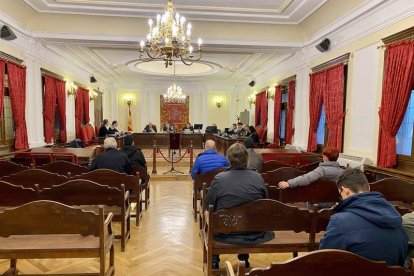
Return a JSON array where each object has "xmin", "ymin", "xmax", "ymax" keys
[
  {"xmin": 226, "ymin": 250, "xmax": 413, "ymax": 276},
  {"xmin": 80, "ymin": 126, "xmax": 90, "ymax": 146},
  {"xmin": 0, "ymin": 160, "xmax": 29, "ymax": 178},
  {"xmin": 31, "ymin": 153, "xmax": 53, "ymax": 168},
  {"xmin": 130, "ymin": 165, "xmax": 151, "ymax": 210}
]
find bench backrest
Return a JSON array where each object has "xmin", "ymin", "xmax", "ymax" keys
[
  {"xmin": 41, "ymin": 180, "xmax": 125, "ymax": 207},
  {"xmin": 194, "ymin": 167, "xmax": 226, "ymax": 191},
  {"xmin": 298, "ymin": 154, "xmax": 323, "ymax": 166},
  {"xmin": 370, "ymin": 178, "xmax": 414, "ymax": 202},
  {"xmin": 0, "ymin": 160, "xmax": 29, "ymax": 177},
  {"xmin": 262, "ymin": 160, "xmax": 292, "ymax": 173},
  {"xmin": 73, "ymin": 169, "xmax": 139, "ymax": 196},
  {"xmin": 2, "ymin": 169, "xmax": 69, "ymax": 189},
  {"xmin": 40, "ymin": 161, "xmax": 89, "ymax": 178},
  {"xmin": 243, "ymin": 249, "xmax": 411, "ymax": 276},
  {"xmin": 261, "ymin": 167, "xmax": 305, "ymax": 186},
  {"xmin": 0, "ymin": 200, "xmax": 102, "ymax": 237},
  {"xmin": 266, "ymin": 184, "xmax": 279, "ymax": 201},
  {"xmin": 278, "ymin": 178, "xmax": 339, "ymax": 203},
  {"xmin": 130, "ymin": 165, "xmax": 150, "ymax": 184},
  {"xmin": 0, "ymin": 181, "xmax": 38, "ymax": 206},
  {"xmin": 297, "ymin": 161, "xmax": 321, "ymax": 172},
  {"xmin": 210, "ymin": 199, "xmax": 313, "ymax": 234}
]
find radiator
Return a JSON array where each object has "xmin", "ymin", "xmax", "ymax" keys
[{"xmin": 337, "ymin": 153, "xmax": 372, "ymax": 171}]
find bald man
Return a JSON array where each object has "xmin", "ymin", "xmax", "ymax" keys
[{"xmin": 191, "ymin": 139, "xmax": 229, "ymax": 179}]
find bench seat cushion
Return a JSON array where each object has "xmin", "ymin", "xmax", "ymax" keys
[
  {"xmin": 211, "ymin": 231, "xmax": 315, "ymax": 254},
  {"xmin": 0, "ymin": 234, "xmax": 113, "ymax": 258}
]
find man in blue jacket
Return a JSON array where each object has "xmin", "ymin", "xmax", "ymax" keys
[
  {"xmin": 320, "ymin": 168, "xmax": 408, "ymax": 266},
  {"xmin": 191, "ymin": 140, "xmax": 228, "ymax": 179}
]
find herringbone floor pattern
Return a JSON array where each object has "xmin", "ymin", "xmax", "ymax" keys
[{"xmin": 0, "ymin": 179, "xmax": 292, "ymax": 275}]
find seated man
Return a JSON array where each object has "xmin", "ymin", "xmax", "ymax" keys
[
  {"xmin": 182, "ymin": 122, "xmax": 194, "ymax": 132},
  {"xmin": 248, "ymin": 126, "xmax": 260, "ymax": 143},
  {"xmin": 320, "ymin": 168, "xmax": 408, "ymax": 266},
  {"xmin": 162, "ymin": 123, "xmax": 173, "ymax": 132},
  {"xmin": 243, "ymin": 138, "xmax": 263, "ymax": 172},
  {"xmin": 204, "ymin": 143, "xmax": 274, "ymax": 269},
  {"xmin": 191, "ymin": 139, "xmax": 228, "ymax": 180},
  {"xmin": 90, "ymin": 137, "xmax": 132, "ymax": 174},
  {"xmin": 227, "ymin": 123, "xmax": 237, "ymax": 135},
  {"xmin": 205, "ymin": 123, "xmax": 218, "ymax": 134},
  {"xmin": 278, "ymin": 147, "xmax": 343, "ymax": 189},
  {"xmin": 110, "ymin": 120, "xmax": 120, "ymax": 133},
  {"xmin": 120, "ymin": 134, "xmax": 146, "ymax": 167},
  {"xmin": 143, "ymin": 122, "xmax": 157, "ymax": 133}
]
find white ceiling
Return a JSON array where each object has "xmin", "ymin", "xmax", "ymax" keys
[{"xmin": 24, "ymin": 0, "xmax": 328, "ymax": 24}]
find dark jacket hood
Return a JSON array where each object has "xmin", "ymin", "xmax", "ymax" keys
[
  {"xmin": 336, "ymin": 192, "xmax": 402, "ymax": 229},
  {"xmin": 122, "ymin": 145, "xmax": 139, "ymax": 158}
]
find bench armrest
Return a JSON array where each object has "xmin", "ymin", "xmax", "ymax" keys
[
  {"xmin": 124, "ymin": 190, "xmax": 130, "ymax": 201},
  {"xmin": 104, "ymin": 212, "xmax": 114, "ymax": 235}
]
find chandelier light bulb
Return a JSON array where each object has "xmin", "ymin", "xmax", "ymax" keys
[
  {"xmin": 140, "ymin": 41, "xmax": 145, "ymax": 51},
  {"xmin": 148, "ymin": 19, "xmax": 153, "ymax": 26},
  {"xmin": 189, "ymin": 45, "xmax": 193, "ymax": 54},
  {"xmin": 187, "ymin": 23, "xmax": 192, "ymax": 29},
  {"xmin": 180, "ymin": 16, "xmax": 185, "ymax": 24},
  {"xmin": 198, "ymin": 38, "xmax": 203, "ymax": 47}
]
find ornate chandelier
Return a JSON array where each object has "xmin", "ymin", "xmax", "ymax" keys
[
  {"xmin": 163, "ymin": 62, "xmax": 186, "ymax": 103},
  {"xmin": 139, "ymin": 0, "xmax": 203, "ymax": 68}
]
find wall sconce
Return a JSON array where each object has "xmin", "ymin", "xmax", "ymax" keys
[
  {"xmin": 248, "ymin": 94, "xmax": 256, "ymax": 107},
  {"xmin": 215, "ymin": 97, "xmax": 224, "ymax": 108},
  {"xmin": 67, "ymin": 82, "xmax": 77, "ymax": 97},
  {"xmin": 268, "ymin": 90, "xmax": 275, "ymax": 100},
  {"xmin": 124, "ymin": 96, "xmax": 134, "ymax": 106},
  {"xmin": 89, "ymin": 91, "xmax": 98, "ymax": 101}
]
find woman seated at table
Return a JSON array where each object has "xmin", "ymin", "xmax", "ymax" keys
[{"xmin": 182, "ymin": 122, "xmax": 194, "ymax": 132}]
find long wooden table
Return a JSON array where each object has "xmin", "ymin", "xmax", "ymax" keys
[
  {"xmin": 133, "ymin": 133, "xmax": 204, "ymax": 149},
  {"xmin": 29, "ymin": 147, "xmax": 96, "ymax": 165}
]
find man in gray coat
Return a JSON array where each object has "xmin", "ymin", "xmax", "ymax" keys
[
  {"xmin": 204, "ymin": 143, "xmax": 274, "ymax": 269},
  {"xmin": 243, "ymin": 137, "xmax": 263, "ymax": 172},
  {"xmin": 278, "ymin": 147, "xmax": 343, "ymax": 189}
]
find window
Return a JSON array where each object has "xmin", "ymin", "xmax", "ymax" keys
[
  {"xmin": 0, "ymin": 71, "xmax": 15, "ymax": 148},
  {"xmin": 279, "ymin": 87, "xmax": 288, "ymax": 143},
  {"xmin": 396, "ymin": 90, "xmax": 414, "ymax": 157},
  {"xmin": 280, "ymin": 110, "xmax": 286, "ymax": 139},
  {"xmin": 317, "ymin": 104, "xmax": 326, "ymax": 146}
]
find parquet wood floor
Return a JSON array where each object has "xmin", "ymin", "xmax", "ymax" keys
[{"xmin": 0, "ymin": 179, "xmax": 292, "ymax": 275}]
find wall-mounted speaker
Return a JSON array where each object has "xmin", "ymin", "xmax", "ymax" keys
[
  {"xmin": 316, "ymin": 38, "xmax": 330, "ymax": 52},
  {"xmin": 90, "ymin": 76, "xmax": 97, "ymax": 83},
  {"xmin": 248, "ymin": 80, "xmax": 255, "ymax": 87},
  {"xmin": 0, "ymin": 25, "xmax": 17, "ymax": 41}
]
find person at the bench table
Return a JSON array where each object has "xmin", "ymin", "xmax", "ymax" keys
[
  {"xmin": 90, "ymin": 137, "xmax": 132, "ymax": 174},
  {"xmin": 191, "ymin": 139, "xmax": 228, "ymax": 180},
  {"xmin": 244, "ymin": 137, "xmax": 263, "ymax": 172},
  {"xmin": 278, "ymin": 146, "xmax": 343, "ymax": 189},
  {"xmin": 109, "ymin": 120, "xmax": 120, "ymax": 133},
  {"xmin": 204, "ymin": 143, "xmax": 275, "ymax": 269},
  {"xmin": 143, "ymin": 122, "xmax": 157, "ymax": 133},
  {"xmin": 98, "ymin": 119, "xmax": 115, "ymax": 137},
  {"xmin": 320, "ymin": 168, "xmax": 407, "ymax": 266}
]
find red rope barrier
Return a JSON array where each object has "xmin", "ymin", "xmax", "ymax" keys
[{"xmin": 156, "ymin": 146, "xmax": 190, "ymax": 164}]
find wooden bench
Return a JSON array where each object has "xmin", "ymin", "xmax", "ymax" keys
[
  {"xmin": 261, "ymin": 167, "xmax": 305, "ymax": 186},
  {"xmin": 41, "ymin": 180, "xmax": 130, "ymax": 252},
  {"xmin": 226, "ymin": 249, "xmax": 413, "ymax": 276},
  {"xmin": 0, "ymin": 181, "xmax": 38, "ymax": 208},
  {"xmin": 370, "ymin": 178, "xmax": 414, "ymax": 215},
  {"xmin": 193, "ymin": 167, "xmax": 226, "ymax": 220},
  {"xmin": 40, "ymin": 160, "xmax": 89, "ymax": 178},
  {"xmin": 262, "ymin": 160, "xmax": 292, "ymax": 173},
  {"xmin": 73, "ymin": 169, "xmax": 141, "ymax": 226},
  {"xmin": 1, "ymin": 169, "xmax": 69, "ymax": 189},
  {"xmin": 130, "ymin": 165, "xmax": 151, "ymax": 210},
  {"xmin": 297, "ymin": 161, "xmax": 320, "ymax": 172},
  {"xmin": 202, "ymin": 199, "xmax": 332, "ymax": 276},
  {"xmin": 0, "ymin": 200, "xmax": 115, "ymax": 276},
  {"xmin": 0, "ymin": 160, "xmax": 29, "ymax": 178}
]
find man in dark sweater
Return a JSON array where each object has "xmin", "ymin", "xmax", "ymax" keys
[
  {"xmin": 90, "ymin": 137, "xmax": 131, "ymax": 174},
  {"xmin": 120, "ymin": 134, "xmax": 146, "ymax": 167},
  {"xmin": 320, "ymin": 168, "xmax": 408, "ymax": 266},
  {"xmin": 204, "ymin": 143, "xmax": 274, "ymax": 269}
]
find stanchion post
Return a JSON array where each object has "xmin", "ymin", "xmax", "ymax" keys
[
  {"xmin": 189, "ymin": 140, "xmax": 194, "ymax": 174},
  {"xmin": 152, "ymin": 139, "xmax": 157, "ymax": 174}
]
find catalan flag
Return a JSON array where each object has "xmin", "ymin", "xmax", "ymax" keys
[{"xmin": 127, "ymin": 104, "xmax": 133, "ymax": 131}]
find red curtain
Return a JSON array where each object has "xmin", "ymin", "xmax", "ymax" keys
[
  {"xmin": 377, "ymin": 40, "xmax": 414, "ymax": 167},
  {"xmin": 0, "ymin": 60, "xmax": 4, "ymax": 119},
  {"xmin": 55, "ymin": 79, "xmax": 67, "ymax": 143},
  {"xmin": 324, "ymin": 64, "xmax": 345, "ymax": 150},
  {"xmin": 75, "ymin": 87, "xmax": 84, "ymax": 139},
  {"xmin": 255, "ymin": 91, "xmax": 267, "ymax": 127},
  {"xmin": 81, "ymin": 88, "xmax": 90, "ymax": 124},
  {"xmin": 307, "ymin": 71, "xmax": 325, "ymax": 152},
  {"xmin": 43, "ymin": 76, "xmax": 57, "ymax": 144},
  {"xmin": 273, "ymin": 85, "xmax": 282, "ymax": 145},
  {"xmin": 7, "ymin": 63, "xmax": 29, "ymax": 150},
  {"xmin": 285, "ymin": 80, "xmax": 295, "ymax": 144}
]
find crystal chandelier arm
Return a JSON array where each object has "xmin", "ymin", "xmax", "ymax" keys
[{"xmin": 180, "ymin": 50, "xmax": 202, "ymax": 66}]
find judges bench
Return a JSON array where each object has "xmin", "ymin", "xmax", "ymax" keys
[{"xmin": 133, "ymin": 133, "xmax": 204, "ymax": 149}]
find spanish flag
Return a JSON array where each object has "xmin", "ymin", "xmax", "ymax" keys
[{"xmin": 127, "ymin": 104, "xmax": 133, "ymax": 131}]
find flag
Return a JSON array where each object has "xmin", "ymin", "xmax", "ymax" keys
[{"xmin": 127, "ymin": 104, "xmax": 133, "ymax": 131}]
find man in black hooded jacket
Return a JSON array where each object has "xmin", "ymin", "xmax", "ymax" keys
[{"xmin": 120, "ymin": 134, "xmax": 146, "ymax": 167}]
